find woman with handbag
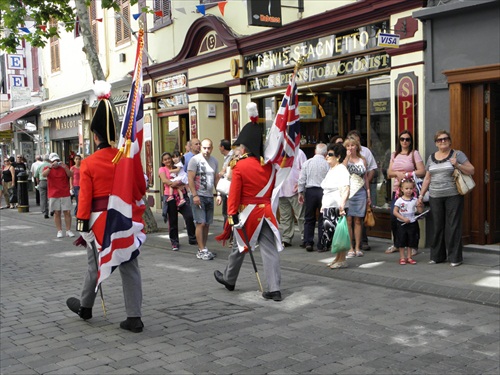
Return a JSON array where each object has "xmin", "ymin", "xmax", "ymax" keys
[
  {"xmin": 386, "ymin": 130, "xmax": 425, "ymax": 255},
  {"xmin": 418, "ymin": 130, "xmax": 475, "ymax": 267},
  {"xmin": 321, "ymin": 143, "xmax": 350, "ymax": 269}
]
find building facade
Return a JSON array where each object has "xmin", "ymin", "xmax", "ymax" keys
[{"xmin": 414, "ymin": 0, "xmax": 500, "ymax": 245}]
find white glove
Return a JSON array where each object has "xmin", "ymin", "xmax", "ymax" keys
[{"xmin": 81, "ymin": 231, "xmax": 95, "ymax": 244}]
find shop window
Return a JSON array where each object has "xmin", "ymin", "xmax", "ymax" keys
[
  {"xmin": 368, "ymin": 76, "xmax": 391, "ymax": 210},
  {"xmin": 153, "ymin": 0, "xmax": 172, "ymax": 29},
  {"xmin": 115, "ymin": 0, "xmax": 131, "ymax": 46}
]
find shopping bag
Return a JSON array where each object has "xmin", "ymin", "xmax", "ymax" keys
[{"xmin": 331, "ymin": 216, "xmax": 351, "ymax": 254}]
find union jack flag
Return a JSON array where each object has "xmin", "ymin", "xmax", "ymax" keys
[
  {"xmin": 264, "ymin": 72, "xmax": 301, "ymax": 213},
  {"xmin": 96, "ymin": 29, "xmax": 147, "ymax": 290}
]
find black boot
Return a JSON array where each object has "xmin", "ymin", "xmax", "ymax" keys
[
  {"xmin": 120, "ymin": 317, "xmax": 144, "ymax": 333},
  {"xmin": 214, "ymin": 270, "xmax": 235, "ymax": 291},
  {"xmin": 262, "ymin": 291, "xmax": 282, "ymax": 302},
  {"xmin": 66, "ymin": 297, "xmax": 92, "ymax": 320}
]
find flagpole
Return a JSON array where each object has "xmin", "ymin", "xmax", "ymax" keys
[{"xmin": 90, "ymin": 241, "xmax": 107, "ymax": 317}]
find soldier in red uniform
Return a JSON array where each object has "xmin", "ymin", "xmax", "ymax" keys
[
  {"xmin": 214, "ymin": 111, "xmax": 283, "ymax": 301},
  {"xmin": 66, "ymin": 85, "xmax": 145, "ymax": 333}
]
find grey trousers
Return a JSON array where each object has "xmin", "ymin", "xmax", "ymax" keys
[
  {"xmin": 80, "ymin": 244, "xmax": 142, "ymax": 317},
  {"xmin": 38, "ymin": 180, "xmax": 48, "ymax": 216},
  {"xmin": 428, "ymin": 194, "xmax": 464, "ymax": 264},
  {"xmin": 223, "ymin": 221, "xmax": 281, "ymax": 292},
  {"xmin": 279, "ymin": 194, "xmax": 305, "ymax": 244}
]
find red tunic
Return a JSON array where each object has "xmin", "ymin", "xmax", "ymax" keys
[
  {"xmin": 76, "ymin": 147, "xmax": 146, "ymax": 248},
  {"xmin": 228, "ymin": 156, "xmax": 282, "ymax": 252}
]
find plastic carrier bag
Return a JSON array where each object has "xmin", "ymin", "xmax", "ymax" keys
[{"xmin": 331, "ymin": 216, "xmax": 351, "ymax": 254}]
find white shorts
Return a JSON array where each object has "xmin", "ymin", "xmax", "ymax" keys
[{"xmin": 49, "ymin": 196, "xmax": 72, "ymax": 212}]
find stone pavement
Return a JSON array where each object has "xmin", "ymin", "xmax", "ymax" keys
[{"xmin": 1, "ymin": 198, "xmax": 499, "ymax": 374}]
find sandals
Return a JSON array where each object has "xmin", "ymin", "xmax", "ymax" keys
[
  {"xmin": 385, "ymin": 246, "xmax": 398, "ymax": 254},
  {"xmin": 346, "ymin": 250, "xmax": 356, "ymax": 258},
  {"xmin": 399, "ymin": 258, "xmax": 406, "ymax": 265},
  {"xmin": 407, "ymin": 258, "xmax": 417, "ymax": 265},
  {"xmin": 355, "ymin": 250, "xmax": 364, "ymax": 257},
  {"xmin": 330, "ymin": 261, "xmax": 348, "ymax": 269}
]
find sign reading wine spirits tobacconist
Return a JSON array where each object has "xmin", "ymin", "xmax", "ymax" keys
[
  {"xmin": 244, "ymin": 21, "xmax": 387, "ymax": 76},
  {"xmin": 247, "ymin": 52, "xmax": 390, "ymax": 92}
]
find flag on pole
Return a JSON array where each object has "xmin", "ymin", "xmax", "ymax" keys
[
  {"xmin": 96, "ymin": 28, "xmax": 147, "ymax": 290},
  {"xmin": 264, "ymin": 71, "xmax": 301, "ymax": 214}
]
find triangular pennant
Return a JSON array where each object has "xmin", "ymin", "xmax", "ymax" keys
[
  {"xmin": 196, "ymin": 4, "xmax": 206, "ymax": 16},
  {"xmin": 154, "ymin": 10, "xmax": 164, "ymax": 17},
  {"xmin": 95, "ymin": 18, "xmax": 103, "ymax": 22},
  {"xmin": 19, "ymin": 27, "xmax": 31, "ymax": 33},
  {"xmin": 218, "ymin": 1, "xmax": 228, "ymax": 16},
  {"xmin": 175, "ymin": 8, "xmax": 186, "ymax": 15},
  {"xmin": 132, "ymin": 13, "xmax": 141, "ymax": 20},
  {"xmin": 37, "ymin": 25, "xmax": 47, "ymax": 32}
]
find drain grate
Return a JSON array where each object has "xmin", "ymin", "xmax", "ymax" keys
[{"xmin": 163, "ymin": 299, "xmax": 253, "ymax": 322}]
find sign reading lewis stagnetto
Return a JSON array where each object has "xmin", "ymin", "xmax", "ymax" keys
[{"xmin": 395, "ymin": 72, "xmax": 418, "ymax": 141}]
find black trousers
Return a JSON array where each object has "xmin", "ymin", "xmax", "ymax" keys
[
  {"xmin": 164, "ymin": 195, "xmax": 196, "ymax": 246},
  {"xmin": 303, "ymin": 187, "xmax": 324, "ymax": 248},
  {"xmin": 428, "ymin": 194, "xmax": 464, "ymax": 264}
]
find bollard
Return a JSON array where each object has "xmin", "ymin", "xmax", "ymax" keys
[{"xmin": 17, "ymin": 171, "xmax": 29, "ymax": 213}]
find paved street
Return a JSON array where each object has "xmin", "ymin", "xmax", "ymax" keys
[{"xmin": 1, "ymin": 199, "xmax": 499, "ymax": 374}]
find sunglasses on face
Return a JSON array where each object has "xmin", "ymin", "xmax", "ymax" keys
[
  {"xmin": 436, "ymin": 137, "xmax": 450, "ymax": 143},
  {"xmin": 327, "ymin": 153, "xmax": 335, "ymax": 157},
  {"xmin": 400, "ymin": 137, "xmax": 411, "ymax": 142}
]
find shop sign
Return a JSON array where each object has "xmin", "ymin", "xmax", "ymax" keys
[
  {"xmin": 370, "ymin": 98, "xmax": 390, "ymax": 114},
  {"xmin": 55, "ymin": 115, "xmax": 81, "ymax": 131},
  {"xmin": 158, "ymin": 93, "xmax": 188, "ymax": 109},
  {"xmin": 244, "ymin": 21, "xmax": 386, "ymax": 75},
  {"xmin": 190, "ymin": 107, "xmax": 198, "ymax": 139},
  {"xmin": 154, "ymin": 73, "xmax": 187, "ymax": 94},
  {"xmin": 247, "ymin": 0, "xmax": 281, "ymax": 28},
  {"xmin": 6, "ymin": 54, "xmax": 25, "ymax": 70},
  {"xmin": 247, "ymin": 52, "xmax": 390, "ymax": 92},
  {"xmin": 395, "ymin": 72, "xmax": 418, "ymax": 137},
  {"xmin": 378, "ymin": 33, "xmax": 400, "ymax": 48}
]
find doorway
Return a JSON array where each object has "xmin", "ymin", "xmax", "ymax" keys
[{"xmin": 446, "ymin": 64, "xmax": 500, "ymax": 245}]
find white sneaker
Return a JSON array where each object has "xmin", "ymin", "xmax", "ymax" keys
[
  {"xmin": 57, "ymin": 230, "xmax": 63, "ymax": 238},
  {"xmin": 66, "ymin": 230, "xmax": 75, "ymax": 238}
]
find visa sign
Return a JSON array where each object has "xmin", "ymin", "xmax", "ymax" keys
[{"xmin": 378, "ymin": 33, "xmax": 400, "ymax": 48}]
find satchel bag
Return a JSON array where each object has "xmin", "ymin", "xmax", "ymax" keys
[
  {"xmin": 452, "ymin": 151, "xmax": 475, "ymax": 195},
  {"xmin": 364, "ymin": 205, "xmax": 375, "ymax": 227},
  {"xmin": 216, "ymin": 177, "xmax": 231, "ymax": 196}
]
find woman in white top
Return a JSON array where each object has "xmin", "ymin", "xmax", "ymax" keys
[{"xmin": 321, "ymin": 143, "xmax": 350, "ymax": 269}]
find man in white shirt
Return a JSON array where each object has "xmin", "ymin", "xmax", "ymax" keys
[
  {"xmin": 30, "ymin": 155, "xmax": 43, "ymax": 206},
  {"xmin": 279, "ymin": 148, "xmax": 307, "ymax": 248}
]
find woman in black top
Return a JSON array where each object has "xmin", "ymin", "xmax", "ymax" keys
[{"xmin": 2, "ymin": 158, "xmax": 15, "ymax": 208}]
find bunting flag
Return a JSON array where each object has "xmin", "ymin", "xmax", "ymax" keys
[
  {"xmin": 263, "ymin": 72, "xmax": 301, "ymax": 214},
  {"xmin": 96, "ymin": 28, "xmax": 147, "ymax": 290},
  {"xmin": 19, "ymin": 27, "xmax": 31, "ymax": 33},
  {"xmin": 218, "ymin": 1, "xmax": 228, "ymax": 16},
  {"xmin": 133, "ymin": 13, "xmax": 142, "ymax": 20},
  {"xmin": 154, "ymin": 10, "xmax": 164, "ymax": 17},
  {"xmin": 37, "ymin": 25, "xmax": 47, "ymax": 32},
  {"xmin": 175, "ymin": 8, "xmax": 186, "ymax": 15},
  {"xmin": 95, "ymin": 18, "xmax": 103, "ymax": 22},
  {"xmin": 196, "ymin": 4, "xmax": 206, "ymax": 16}
]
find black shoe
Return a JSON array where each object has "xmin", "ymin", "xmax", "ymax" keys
[
  {"xmin": 299, "ymin": 243, "xmax": 306, "ymax": 248},
  {"xmin": 44, "ymin": 214, "xmax": 49, "ymax": 219},
  {"xmin": 262, "ymin": 291, "xmax": 282, "ymax": 302},
  {"xmin": 120, "ymin": 317, "xmax": 144, "ymax": 333},
  {"xmin": 305, "ymin": 244, "xmax": 314, "ymax": 252},
  {"xmin": 361, "ymin": 243, "xmax": 371, "ymax": 251},
  {"xmin": 317, "ymin": 247, "xmax": 328, "ymax": 253},
  {"xmin": 66, "ymin": 297, "xmax": 92, "ymax": 320},
  {"xmin": 214, "ymin": 270, "xmax": 235, "ymax": 291},
  {"xmin": 189, "ymin": 239, "xmax": 198, "ymax": 245},
  {"xmin": 282, "ymin": 241, "xmax": 292, "ymax": 248}
]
